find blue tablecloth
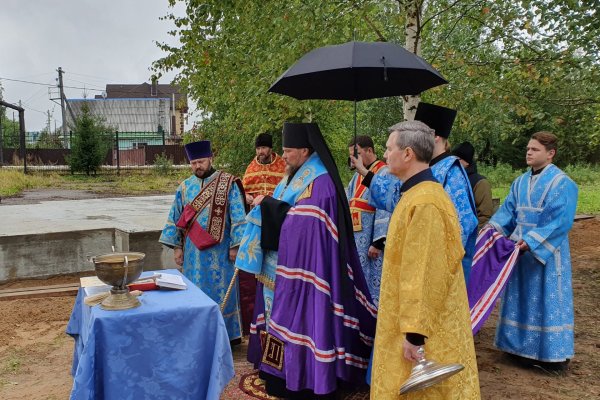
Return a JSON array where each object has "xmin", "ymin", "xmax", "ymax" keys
[{"xmin": 66, "ymin": 269, "xmax": 234, "ymax": 400}]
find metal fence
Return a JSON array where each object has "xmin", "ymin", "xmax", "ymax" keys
[{"xmin": 0, "ymin": 130, "xmax": 187, "ymax": 174}]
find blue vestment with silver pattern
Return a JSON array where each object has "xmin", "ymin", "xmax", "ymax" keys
[
  {"xmin": 159, "ymin": 172, "xmax": 247, "ymax": 341},
  {"xmin": 346, "ymin": 167, "xmax": 391, "ymax": 306},
  {"xmin": 489, "ymin": 164, "xmax": 577, "ymax": 362},
  {"xmin": 368, "ymin": 156, "xmax": 478, "ymax": 281}
]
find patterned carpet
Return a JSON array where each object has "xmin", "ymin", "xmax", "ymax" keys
[{"xmin": 221, "ymin": 339, "xmax": 369, "ymax": 399}]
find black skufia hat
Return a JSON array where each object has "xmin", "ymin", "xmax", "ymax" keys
[
  {"xmin": 255, "ymin": 133, "xmax": 273, "ymax": 148},
  {"xmin": 415, "ymin": 102, "xmax": 457, "ymax": 138},
  {"xmin": 452, "ymin": 141, "xmax": 475, "ymax": 165}
]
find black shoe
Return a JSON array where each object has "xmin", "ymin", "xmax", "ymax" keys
[
  {"xmin": 534, "ymin": 359, "xmax": 570, "ymax": 372},
  {"xmin": 504, "ymin": 353, "xmax": 536, "ymax": 368}
]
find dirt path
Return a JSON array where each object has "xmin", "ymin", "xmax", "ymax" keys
[{"xmin": 0, "ymin": 217, "xmax": 598, "ymax": 399}]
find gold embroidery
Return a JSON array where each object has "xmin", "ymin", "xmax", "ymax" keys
[
  {"xmin": 297, "ymin": 182, "xmax": 313, "ymax": 202},
  {"xmin": 291, "ymin": 168, "xmax": 312, "ymax": 190},
  {"xmin": 257, "ymin": 273, "xmax": 275, "ymax": 290},
  {"xmin": 351, "ymin": 210, "xmax": 363, "ymax": 232},
  {"xmin": 261, "ymin": 333, "xmax": 284, "ymax": 370}
]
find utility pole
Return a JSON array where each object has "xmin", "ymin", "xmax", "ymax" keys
[
  {"xmin": 47, "ymin": 110, "xmax": 52, "ymax": 134},
  {"xmin": 57, "ymin": 67, "xmax": 68, "ymax": 147}
]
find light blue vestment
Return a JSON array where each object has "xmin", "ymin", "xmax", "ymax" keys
[
  {"xmin": 346, "ymin": 166, "xmax": 391, "ymax": 306},
  {"xmin": 489, "ymin": 164, "xmax": 578, "ymax": 362},
  {"xmin": 235, "ymin": 153, "xmax": 326, "ymax": 326},
  {"xmin": 159, "ymin": 172, "xmax": 247, "ymax": 340},
  {"xmin": 368, "ymin": 156, "xmax": 478, "ymax": 281}
]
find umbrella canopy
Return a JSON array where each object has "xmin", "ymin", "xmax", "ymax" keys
[{"xmin": 268, "ymin": 41, "xmax": 447, "ymax": 101}]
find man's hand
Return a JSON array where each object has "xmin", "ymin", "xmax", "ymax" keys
[
  {"xmin": 403, "ymin": 339, "xmax": 425, "ymax": 362},
  {"xmin": 245, "ymin": 193, "xmax": 254, "ymax": 205},
  {"xmin": 252, "ymin": 195, "xmax": 265, "ymax": 207},
  {"xmin": 349, "ymin": 154, "xmax": 368, "ymax": 177},
  {"xmin": 229, "ymin": 246, "xmax": 239, "ymax": 262},
  {"xmin": 516, "ymin": 239, "xmax": 530, "ymax": 253},
  {"xmin": 174, "ymin": 247, "xmax": 184, "ymax": 266},
  {"xmin": 368, "ymin": 245, "xmax": 382, "ymax": 259}
]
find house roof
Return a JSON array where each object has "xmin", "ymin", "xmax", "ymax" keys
[{"xmin": 95, "ymin": 82, "xmax": 187, "ymax": 111}]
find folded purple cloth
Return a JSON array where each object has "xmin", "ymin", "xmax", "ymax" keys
[{"xmin": 467, "ymin": 227, "xmax": 520, "ymax": 334}]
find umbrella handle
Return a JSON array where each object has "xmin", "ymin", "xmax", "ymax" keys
[{"xmin": 381, "ymin": 56, "xmax": 388, "ymax": 81}]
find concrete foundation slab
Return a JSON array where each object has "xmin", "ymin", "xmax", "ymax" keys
[{"xmin": 0, "ymin": 195, "xmax": 177, "ymax": 281}]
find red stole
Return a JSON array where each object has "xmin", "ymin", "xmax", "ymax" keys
[
  {"xmin": 176, "ymin": 171, "xmax": 242, "ymax": 250},
  {"xmin": 349, "ymin": 160, "xmax": 386, "ymax": 232}
]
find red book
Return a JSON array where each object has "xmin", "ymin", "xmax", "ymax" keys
[{"xmin": 128, "ymin": 278, "xmax": 158, "ymax": 291}]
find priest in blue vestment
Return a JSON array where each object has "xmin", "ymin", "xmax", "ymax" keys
[
  {"xmin": 351, "ymin": 103, "xmax": 478, "ymax": 283},
  {"xmin": 346, "ymin": 135, "xmax": 391, "ymax": 307},
  {"xmin": 159, "ymin": 140, "xmax": 247, "ymax": 342},
  {"xmin": 488, "ymin": 131, "xmax": 578, "ymax": 371},
  {"xmin": 235, "ymin": 122, "xmax": 376, "ymax": 398}
]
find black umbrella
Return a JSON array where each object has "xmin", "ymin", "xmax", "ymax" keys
[
  {"xmin": 269, "ymin": 41, "xmax": 447, "ymax": 100},
  {"xmin": 268, "ymin": 41, "xmax": 448, "ymax": 147}
]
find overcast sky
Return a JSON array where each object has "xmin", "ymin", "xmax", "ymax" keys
[{"xmin": 0, "ymin": 0, "xmax": 190, "ymax": 132}]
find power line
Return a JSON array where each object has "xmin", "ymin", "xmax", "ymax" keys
[
  {"xmin": 67, "ymin": 71, "xmax": 111, "ymax": 82},
  {"xmin": 63, "ymin": 77, "xmax": 105, "ymax": 90},
  {"xmin": 0, "ymin": 76, "xmax": 51, "ymax": 87},
  {"xmin": 0, "ymin": 76, "xmax": 104, "ymax": 92},
  {"xmin": 18, "ymin": 102, "xmax": 47, "ymax": 115}
]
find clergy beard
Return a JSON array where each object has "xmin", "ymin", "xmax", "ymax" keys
[
  {"xmin": 258, "ymin": 154, "xmax": 271, "ymax": 164},
  {"xmin": 285, "ymin": 164, "xmax": 299, "ymax": 177},
  {"xmin": 194, "ymin": 167, "xmax": 214, "ymax": 179}
]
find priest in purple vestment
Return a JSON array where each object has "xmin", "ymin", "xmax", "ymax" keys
[{"xmin": 236, "ymin": 122, "xmax": 377, "ymax": 398}]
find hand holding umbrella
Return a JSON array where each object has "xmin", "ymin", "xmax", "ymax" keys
[{"xmin": 349, "ymin": 153, "xmax": 368, "ymax": 177}]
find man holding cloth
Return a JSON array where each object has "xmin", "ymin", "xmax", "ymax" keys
[
  {"xmin": 489, "ymin": 131, "xmax": 578, "ymax": 371},
  {"xmin": 159, "ymin": 140, "xmax": 247, "ymax": 342},
  {"xmin": 371, "ymin": 121, "xmax": 480, "ymax": 399},
  {"xmin": 236, "ymin": 123, "xmax": 376, "ymax": 398}
]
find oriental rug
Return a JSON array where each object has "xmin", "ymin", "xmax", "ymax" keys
[
  {"xmin": 222, "ymin": 339, "xmax": 369, "ymax": 400},
  {"xmin": 237, "ymin": 370, "xmax": 370, "ymax": 400}
]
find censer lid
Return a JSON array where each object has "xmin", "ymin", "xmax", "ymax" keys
[{"xmin": 399, "ymin": 359, "xmax": 464, "ymax": 395}]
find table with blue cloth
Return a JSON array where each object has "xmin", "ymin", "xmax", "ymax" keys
[{"xmin": 66, "ymin": 269, "xmax": 234, "ymax": 400}]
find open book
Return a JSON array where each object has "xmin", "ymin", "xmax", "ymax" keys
[{"xmin": 153, "ymin": 273, "xmax": 187, "ymax": 290}]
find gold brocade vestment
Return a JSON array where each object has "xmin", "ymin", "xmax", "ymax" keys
[{"xmin": 371, "ymin": 181, "xmax": 480, "ymax": 400}]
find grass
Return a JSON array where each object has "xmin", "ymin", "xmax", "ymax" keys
[
  {"xmin": 0, "ymin": 349, "xmax": 23, "ymax": 375},
  {"xmin": 2, "ymin": 164, "xmax": 600, "ymax": 213},
  {"xmin": 0, "ymin": 169, "xmax": 188, "ymax": 198},
  {"xmin": 480, "ymin": 163, "xmax": 600, "ymax": 214},
  {"xmin": 0, "ymin": 170, "xmax": 63, "ymax": 197}
]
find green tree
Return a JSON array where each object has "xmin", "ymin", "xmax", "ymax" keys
[
  {"xmin": 34, "ymin": 128, "xmax": 64, "ymax": 149},
  {"xmin": 0, "ymin": 83, "xmax": 21, "ymax": 149},
  {"xmin": 154, "ymin": 0, "xmax": 599, "ymax": 171},
  {"xmin": 68, "ymin": 102, "xmax": 112, "ymax": 175}
]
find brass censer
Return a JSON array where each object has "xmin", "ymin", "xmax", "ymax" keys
[{"xmin": 92, "ymin": 252, "xmax": 145, "ymax": 310}]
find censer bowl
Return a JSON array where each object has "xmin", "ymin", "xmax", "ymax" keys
[
  {"xmin": 399, "ymin": 347, "xmax": 464, "ymax": 395},
  {"xmin": 92, "ymin": 252, "xmax": 145, "ymax": 310}
]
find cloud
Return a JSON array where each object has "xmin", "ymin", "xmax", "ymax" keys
[{"xmin": 0, "ymin": 0, "xmax": 188, "ymax": 131}]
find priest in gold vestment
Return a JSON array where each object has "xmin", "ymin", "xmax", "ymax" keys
[{"xmin": 371, "ymin": 121, "xmax": 480, "ymax": 400}]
